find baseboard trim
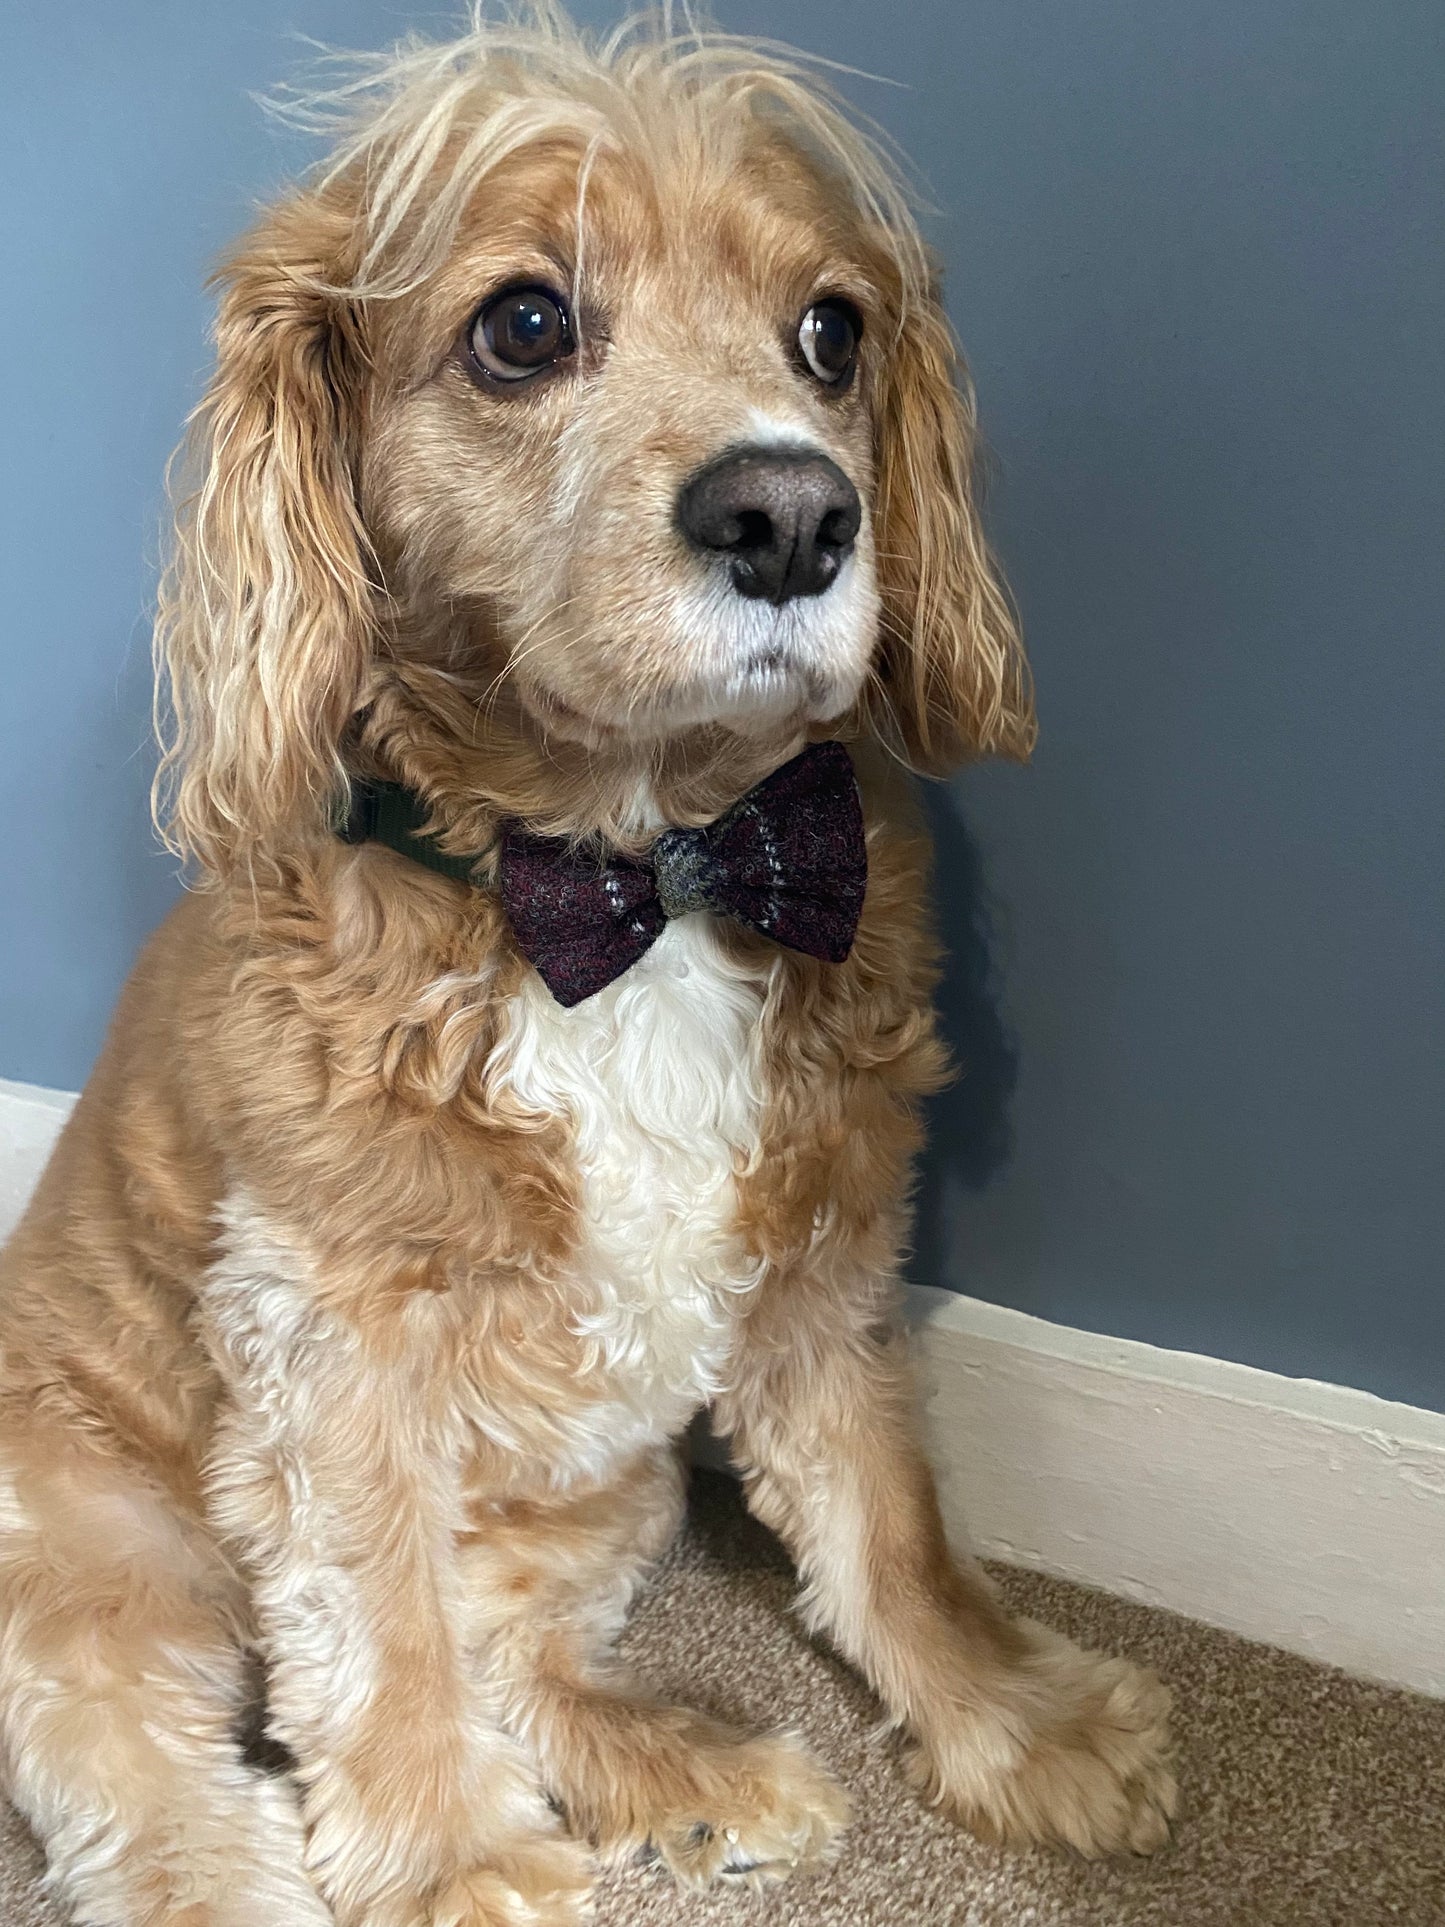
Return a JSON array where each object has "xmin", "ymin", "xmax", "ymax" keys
[
  {"xmin": 0, "ymin": 1077, "xmax": 76, "ymax": 1246},
  {"xmin": 4, "ymin": 1077, "xmax": 1441, "ymax": 1696},
  {"xmin": 904, "ymin": 1283, "xmax": 1445, "ymax": 1696}
]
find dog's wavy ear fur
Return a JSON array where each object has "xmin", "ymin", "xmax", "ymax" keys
[
  {"xmin": 154, "ymin": 194, "xmax": 374, "ymax": 876},
  {"xmin": 866, "ymin": 279, "xmax": 1036, "ymax": 774}
]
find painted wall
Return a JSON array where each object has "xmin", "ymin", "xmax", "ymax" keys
[{"xmin": 2, "ymin": 3, "xmax": 1441, "ymax": 1409}]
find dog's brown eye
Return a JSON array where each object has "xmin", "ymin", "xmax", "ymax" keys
[
  {"xmin": 468, "ymin": 285, "xmax": 573, "ymax": 383},
  {"xmin": 798, "ymin": 299, "xmax": 861, "ymax": 385}
]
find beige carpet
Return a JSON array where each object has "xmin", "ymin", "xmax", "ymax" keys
[{"xmin": 3, "ymin": 1469, "xmax": 1442, "ymax": 1925}]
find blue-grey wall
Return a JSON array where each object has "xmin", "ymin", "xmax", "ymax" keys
[{"xmin": 3, "ymin": 3, "xmax": 1442, "ymax": 1411}]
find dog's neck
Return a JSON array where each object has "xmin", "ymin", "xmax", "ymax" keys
[{"xmin": 352, "ymin": 656, "xmax": 821, "ymax": 859}]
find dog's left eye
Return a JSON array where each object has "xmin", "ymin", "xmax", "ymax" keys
[
  {"xmin": 797, "ymin": 299, "xmax": 861, "ymax": 385},
  {"xmin": 467, "ymin": 285, "xmax": 574, "ymax": 383}
]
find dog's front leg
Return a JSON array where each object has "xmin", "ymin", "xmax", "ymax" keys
[
  {"xmin": 202, "ymin": 1217, "xmax": 593, "ymax": 1927},
  {"xmin": 715, "ymin": 1276, "xmax": 1177, "ymax": 1859}
]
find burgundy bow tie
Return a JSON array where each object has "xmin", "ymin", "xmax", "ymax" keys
[{"xmin": 500, "ymin": 741, "xmax": 867, "ymax": 1006}]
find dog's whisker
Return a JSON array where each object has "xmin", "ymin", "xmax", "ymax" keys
[{"xmin": 462, "ymin": 598, "xmax": 582, "ymax": 723}]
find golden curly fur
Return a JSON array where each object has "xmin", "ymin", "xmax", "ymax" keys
[{"xmin": 0, "ymin": 9, "xmax": 1173, "ymax": 1924}]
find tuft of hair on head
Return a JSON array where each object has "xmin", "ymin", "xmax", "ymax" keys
[{"xmin": 255, "ymin": 1, "xmax": 931, "ymax": 307}]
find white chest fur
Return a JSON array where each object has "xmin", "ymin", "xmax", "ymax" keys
[{"xmin": 485, "ymin": 917, "xmax": 769, "ymax": 1472}]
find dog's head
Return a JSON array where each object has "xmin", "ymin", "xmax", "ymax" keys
[{"xmin": 156, "ymin": 10, "xmax": 1034, "ymax": 872}]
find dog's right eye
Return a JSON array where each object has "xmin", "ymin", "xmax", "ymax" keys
[{"xmin": 466, "ymin": 286, "xmax": 574, "ymax": 384}]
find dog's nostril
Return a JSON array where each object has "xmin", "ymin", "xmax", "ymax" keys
[
  {"xmin": 734, "ymin": 507, "xmax": 775, "ymax": 552},
  {"xmin": 818, "ymin": 503, "xmax": 860, "ymax": 550},
  {"xmin": 676, "ymin": 444, "xmax": 861, "ymax": 605}
]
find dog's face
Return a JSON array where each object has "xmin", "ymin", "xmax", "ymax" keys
[
  {"xmin": 363, "ymin": 134, "xmax": 884, "ymax": 746},
  {"xmin": 155, "ymin": 29, "xmax": 1034, "ymax": 871}
]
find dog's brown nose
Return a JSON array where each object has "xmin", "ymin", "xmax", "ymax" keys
[{"xmin": 675, "ymin": 445, "xmax": 861, "ymax": 603}]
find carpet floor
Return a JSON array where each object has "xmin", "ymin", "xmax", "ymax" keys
[{"xmin": 2, "ymin": 1469, "xmax": 1441, "ymax": 1926}]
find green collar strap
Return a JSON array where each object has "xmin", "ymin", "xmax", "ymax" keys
[{"xmin": 338, "ymin": 778, "xmax": 484, "ymax": 886}]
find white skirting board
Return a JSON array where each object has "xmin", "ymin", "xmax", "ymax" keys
[
  {"xmin": 3, "ymin": 1076, "xmax": 1442, "ymax": 1696},
  {"xmin": 904, "ymin": 1285, "xmax": 1445, "ymax": 1697},
  {"xmin": 0, "ymin": 1077, "xmax": 76, "ymax": 1242}
]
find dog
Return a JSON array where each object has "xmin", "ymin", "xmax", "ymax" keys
[{"xmin": 0, "ymin": 9, "xmax": 1176, "ymax": 1923}]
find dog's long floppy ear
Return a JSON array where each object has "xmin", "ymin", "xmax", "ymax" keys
[
  {"xmin": 154, "ymin": 194, "xmax": 374, "ymax": 876},
  {"xmin": 866, "ymin": 280, "xmax": 1036, "ymax": 773}
]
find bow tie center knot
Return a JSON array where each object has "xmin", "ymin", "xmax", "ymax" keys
[{"xmin": 650, "ymin": 827, "xmax": 717, "ymax": 920}]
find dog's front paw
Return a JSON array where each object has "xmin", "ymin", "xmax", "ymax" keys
[
  {"xmin": 908, "ymin": 1622, "xmax": 1176, "ymax": 1859},
  {"xmin": 587, "ymin": 1726, "xmax": 849, "ymax": 1891},
  {"xmin": 654, "ymin": 1732, "xmax": 849, "ymax": 1890}
]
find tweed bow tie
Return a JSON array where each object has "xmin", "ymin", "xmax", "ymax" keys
[{"xmin": 500, "ymin": 741, "xmax": 867, "ymax": 1006}]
